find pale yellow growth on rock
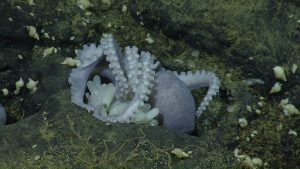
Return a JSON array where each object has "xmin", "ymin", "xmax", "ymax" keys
[
  {"xmin": 246, "ymin": 105, "xmax": 252, "ymax": 112},
  {"xmin": 1, "ymin": 88, "xmax": 9, "ymax": 96},
  {"xmin": 26, "ymin": 78, "xmax": 38, "ymax": 94},
  {"xmin": 77, "ymin": 0, "xmax": 93, "ymax": 10},
  {"xmin": 43, "ymin": 47, "xmax": 57, "ymax": 58},
  {"xmin": 251, "ymin": 158, "xmax": 263, "ymax": 167},
  {"xmin": 234, "ymin": 148, "xmax": 263, "ymax": 168},
  {"xmin": 273, "ymin": 66, "xmax": 286, "ymax": 81},
  {"xmin": 288, "ymin": 129, "xmax": 297, "ymax": 136},
  {"xmin": 28, "ymin": 0, "xmax": 36, "ymax": 6},
  {"xmin": 26, "ymin": 26, "xmax": 39, "ymax": 40},
  {"xmin": 292, "ymin": 64, "xmax": 298, "ymax": 74},
  {"xmin": 61, "ymin": 57, "xmax": 81, "ymax": 67},
  {"xmin": 282, "ymin": 104, "xmax": 300, "ymax": 116},
  {"xmin": 15, "ymin": 78, "xmax": 24, "ymax": 88},
  {"xmin": 171, "ymin": 148, "xmax": 189, "ymax": 159},
  {"xmin": 279, "ymin": 98, "xmax": 289, "ymax": 107},
  {"xmin": 239, "ymin": 118, "xmax": 248, "ymax": 128},
  {"xmin": 14, "ymin": 78, "xmax": 24, "ymax": 94},
  {"xmin": 269, "ymin": 82, "xmax": 282, "ymax": 94}
]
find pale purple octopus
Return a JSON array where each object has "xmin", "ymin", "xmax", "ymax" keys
[{"xmin": 69, "ymin": 34, "xmax": 220, "ymax": 133}]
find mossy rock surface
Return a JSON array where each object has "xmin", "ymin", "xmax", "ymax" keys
[
  {"xmin": 0, "ymin": 90, "xmax": 233, "ymax": 168},
  {"xmin": 130, "ymin": 0, "xmax": 300, "ymax": 101}
]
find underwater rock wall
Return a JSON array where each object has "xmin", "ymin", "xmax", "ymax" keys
[{"xmin": 130, "ymin": 0, "xmax": 300, "ymax": 104}]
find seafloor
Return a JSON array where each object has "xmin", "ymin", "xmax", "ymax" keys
[{"xmin": 0, "ymin": 0, "xmax": 299, "ymax": 168}]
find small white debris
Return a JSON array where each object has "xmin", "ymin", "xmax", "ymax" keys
[
  {"xmin": 234, "ymin": 148, "xmax": 263, "ymax": 168},
  {"xmin": 235, "ymin": 151, "xmax": 252, "ymax": 168},
  {"xmin": 257, "ymin": 101, "xmax": 264, "ymax": 107},
  {"xmin": 15, "ymin": 78, "xmax": 24, "ymax": 88},
  {"xmin": 14, "ymin": 78, "xmax": 24, "ymax": 94},
  {"xmin": 1, "ymin": 88, "xmax": 9, "ymax": 96},
  {"xmin": 26, "ymin": 78, "xmax": 38, "ymax": 93},
  {"xmin": 61, "ymin": 57, "xmax": 81, "ymax": 67},
  {"xmin": 122, "ymin": 5, "xmax": 127, "ymax": 13},
  {"xmin": 273, "ymin": 66, "xmax": 286, "ymax": 81},
  {"xmin": 43, "ymin": 32, "xmax": 50, "ymax": 39},
  {"xmin": 282, "ymin": 104, "xmax": 299, "ymax": 116},
  {"xmin": 279, "ymin": 98, "xmax": 289, "ymax": 107},
  {"xmin": 251, "ymin": 157, "xmax": 263, "ymax": 167},
  {"xmin": 292, "ymin": 63, "xmax": 298, "ymax": 74},
  {"xmin": 18, "ymin": 55, "xmax": 23, "ymax": 59},
  {"xmin": 239, "ymin": 118, "xmax": 248, "ymax": 128},
  {"xmin": 246, "ymin": 105, "xmax": 252, "ymax": 112},
  {"xmin": 32, "ymin": 144, "xmax": 38, "ymax": 149},
  {"xmin": 102, "ymin": 0, "xmax": 111, "ymax": 5},
  {"xmin": 8, "ymin": 18, "xmax": 13, "ymax": 21},
  {"xmin": 255, "ymin": 109, "xmax": 261, "ymax": 114},
  {"xmin": 145, "ymin": 33, "xmax": 154, "ymax": 44},
  {"xmin": 77, "ymin": 0, "xmax": 93, "ymax": 10},
  {"xmin": 171, "ymin": 148, "xmax": 189, "ymax": 159},
  {"xmin": 288, "ymin": 129, "xmax": 297, "ymax": 136},
  {"xmin": 34, "ymin": 155, "xmax": 40, "ymax": 161},
  {"xmin": 85, "ymin": 11, "xmax": 92, "ymax": 16},
  {"xmin": 69, "ymin": 36, "xmax": 75, "ymax": 40},
  {"xmin": 28, "ymin": 0, "xmax": 36, "ymax": 6},
  {"xmin": 191, "ymin": 50, "xmax": 200, "ymax": 57},
  {"xmin": 43, "ymin": 47, "xmax": 57, "ymax": 58},
  {"xmin": 26, "ymin": 26, "xmax": 39, "ymax": 40},
  {"xmin": 269, "ymin": 82, "xmax": 282, "ymax": 94},
  {"xmin": 233, "ymin": 148, "xmax": 240, "ymax": 158},
  {"xmin": 227, "ymin": 104, "xmax": 238, "ymax": 113},
  {"xmin": 240, "ymin": 155, "xmax": 253, "ymax": 168},
  {"xmin": 251, "ymin": 130, "xmax": 258, "ymax": 137}
]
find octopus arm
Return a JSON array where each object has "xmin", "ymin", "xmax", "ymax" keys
[
  {"xmin": 173, "ymin": 70, "xmax": 220, "ymax": 117},
  {"xmin": 71, "ymin": 34, "xmax": 159, "ymax": 123},
  {"xmin": 68, "ymin": 44, "xmax": 104, "ymax": 111}
]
